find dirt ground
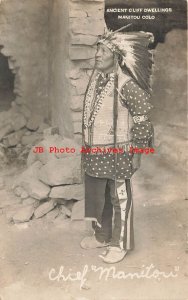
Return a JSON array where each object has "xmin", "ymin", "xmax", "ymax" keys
[{"xmin": 0, "ymin": 152, "xmax": 187, "ymax": 300}]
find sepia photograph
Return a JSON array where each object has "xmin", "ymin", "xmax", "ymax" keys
[{"xmin": 0, "ymin": 0, "xmax": 187, "ymax": 299}]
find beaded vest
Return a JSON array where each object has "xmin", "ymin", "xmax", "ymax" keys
[{"xmin": 83, "ymin": 67, "xmax": 133, "ymax": 147}]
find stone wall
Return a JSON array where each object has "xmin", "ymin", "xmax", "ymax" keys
[
  {"xmin": 48, "ymin": 0, "xmax": 74, "ymax": 138},
  {"xmin": 0, "ymin": 0, "xmax": 49, "ymax": 119},
  {"xmin": 0, "ymin": 0, "xmax": 106, "ymax": 163},
  {"xmin": 68, "ymin": 0, "xmax": 105, "ymax": 143},
  {"xmin": 0, "ymin": 0, "xmax": 105, "ymax": 139},
  {"xmin": 48, "ymin": 0, "xmax": 105, "ymax": 140},
  {"xmin": 49, "ymin": 0, "xmax": 104, "ymax": 142},
  {"xmin": 152, "ymin": 29, "xmax": 187, "ymax": 127},
  {"xmin": 151, "ymin": 29, "xmax": 187, "ymax": 171}
]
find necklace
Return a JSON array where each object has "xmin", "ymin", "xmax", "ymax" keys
[{"xmin": 84, "ymin": 72, "xmax": 115, "ymax": 128}]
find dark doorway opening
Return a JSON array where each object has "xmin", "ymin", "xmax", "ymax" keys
[{"xmin": 0, "ymin": 52, "xmax": 15, "ymax": 111}]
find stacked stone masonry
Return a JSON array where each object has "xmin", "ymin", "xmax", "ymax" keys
[
  {"xmin": 69, "ymin": 0, "xmax": 105, "ymax": 144},
  {"xmin": 0, "ymin": 0, "xmax": 49, "ymax": 119}
]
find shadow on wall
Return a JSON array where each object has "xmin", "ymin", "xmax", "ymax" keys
[
  {"xmin": 0, "ymin": 52, "xmax": 15, "ymax": 111},
  {"xmin": 151, "ymin": 29, "xmax": 187, "ymax": 172},
  {"xmin": 152, "ymin": 29, "xmax": 187, "ymax": 127}
]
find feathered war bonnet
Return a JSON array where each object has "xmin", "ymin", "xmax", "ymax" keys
[{"xmin": 97, "ymin": 25, "xmax": 154, "ymax": 94}]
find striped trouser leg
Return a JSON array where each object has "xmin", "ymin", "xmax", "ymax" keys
[{"xmin": 109, "ymin": 179, "xmax": 134, "ymax": 251}]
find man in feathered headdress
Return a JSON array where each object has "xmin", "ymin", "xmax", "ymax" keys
[{"xmin": 80, "ymin": 25, "xmax": 154, "ymax": 263}]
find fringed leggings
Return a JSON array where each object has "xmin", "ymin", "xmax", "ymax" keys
[{"xmin": 85, "ymin": 174, "xmax": 134, "ymax": 250}]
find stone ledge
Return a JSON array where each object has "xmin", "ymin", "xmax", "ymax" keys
[
  {"xmin": 71, "ymin": 17, "xmax": 105, "ymax": 36},
  {"xmin": 70, "ymin": 96, "xmax": 84, "ymax": 112},
  {"xmin": 70, "ymin": 46, "xmax": 96, "ymax": 60},
  {"xmin": 69, "ymin": 10, "xmax": 87, "ymax": 18},
  {"xmin": 74, "ymin": 58, "xmax": 95, "ymax": 69},
  {"xmin": 71, "ymin": 0, "xmax": 103, "ymax": 2},
  {"xmin": 73, "ymin": 121, "xmax": 82, "ymax": 134},
  {"xmin": 71, "ymin": 76, "xmax": 89, "ymax": 95},
  {"xmin": 71, "ymin": 34, "xmax": 98, "ymax": 46},
  {"xmin": 69, "ymin": 68, "xmax": 84, "ymax": 79},
  {"xmin": 70, "ymin": 3, "xmax": 104, "ymax": 16},
  {"xmin": 72, "ymin": 111, "xmax": 82, "ymax": 122}
]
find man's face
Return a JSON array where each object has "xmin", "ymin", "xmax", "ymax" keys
[{"xmin": 95, "ymin": 43, "xmax": 114, "ymax": 72}]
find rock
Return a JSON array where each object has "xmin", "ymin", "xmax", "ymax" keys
[
  {"xmin": 60, "ymin": 205, "xmax": 72, "ymax": 218},
  {"xmin": 54, "ymin": 138, "xmax": 81, "ymax": 159},
  {"xmin": 74, "ymin": 133, "xmax": 82, "ymax": 145},
  {"xmin": 0, "ymin": 124, "xmax": 13, "ymax": 141},
  {"xmin": 71, "ymin": 77, "xmax": 89, "ymax": 95},
  {"xmin": 45, "ymin": 207, "xmax": 60, "ymax": 221},
  {"xmin": 16, "ymin": 143, "xmax": 23, "ymax": 149},
  {"xmin": 75, "ymin": 58, "xmax": 95, "ymax": 69},
  {"xmin": 72, "ymin": 111, "xmax": 82, "ymax": 122},
  {"xmin": 15, "ymin": 96, "xmax": 23, "ymax": 105},
  {"xmin": 50, "ymin": 184, "xmax": 84, "ymax": 201},
  {"xmin": 20, "ymin": 191, "xmax": 29, "ymax": 200},
  {"xmin": 0, "ymin": 190, "xmax": 22, "ymax": 209},
  {"xmin": 25, "ymin": 161, "xmax": 43, "ymax": 177},
  {"xmin": 69, "ymin": 69, "xmax": 83, "ymax": 80},
  {"xmin": 0, "ymin": 110, "xmax": 26, "ymax": 140},
  {"xmin": 65, "ymin": 199, "xmax": 75, "ymax": 211},
  {"xmin": 0, "ymin": 110, "xmax": 11, "ymax": 127},
  {"xmin": 5, "ymin": 204, "xmax": 23, "ymax": 222},
  {"xmin": 71, "ymin": 17, "xmax": 104, "ymax": 36},
  {"xmin": 37, "ymin": 122, "xmax": 49, "ymax": 134},
  {"xmin": 27, "ymin": 138, "xmax": 57, "ymax": 166},
  {"xmin": 69, "ymin": 10, "xmax": 87, "ymax": 18},
  {"xmin": 19, "ymin": 104, "xmax": 31, "ymax": 119},
  {"xmin": 24, "ymin": 130, "xmax": 32, "ymax": 136},
  {"xmin": 13, "ymin": 205, "xmax": 34, "ymax": 223},
  {"xmin": 26, "ymin": 114, "xmax": 43, "ymax": 131},
  {"xmin": 13, "ymin": 162, "xmax": 50, "ymax": 201},
  {"xmin": 38, "ymin": 156, "xmax": 82, "ymax": 186},
  {"xmin": 49, "ymin": 198, "xmax": 66, "ymax": 205},
  {"xmin": 34, "ymin": 200, "xmax": 40, "ymax": 208},
  {"xmin": 0, "ymin": 177, "xmax": 5, "ymax": 190},
  {"xmin": 18, "ymin": 147, "xmax": 31, "ymax": 162},
  {"xmin": 69, "ymin": 46, "xmax": 96, "ymax": 60},
  {"xmin": 21, "ymin": 133, "xmax": 43, "ymax": 146},
  {"xmin": 0, "ymin": 145, "xmax": 8, "ymax": 165},
  {"xmin": 13, "ymin": 161, "xmax": 43, "ymax": 189},
  {"xmin": 71, "ymin": 200, "xmax": 85, "ymax": 220},
  {"xmin": 20, "ymin": 178, "xmax": 50, "ymax": 200},
  {"xmin": 22, "ymin": 197, "xmax": 36, "ymax": 205},
  {"xmin": 70, "ymin": 95, "xmax": 84, "ymax": 112},
  {"xmin": 43, "ymin": 127, "xmax": 59, "ymax": 138},
  {"xmin": 14, "ymin": 186, "xmax": 25, "ymax": 197},
  {"xmin": 71, "ymin": 34, "xmax": 98, "ymax": 46},
  {"xmin": 11, "ymin": 113, "xmax": 27, "ymax": 131},
  {"xmin": 3, "ymin": 130, "xmax": 25, "ymax": 147},
  {"xmin": 27, "ymin": 136, "xmax": 80, "ymax": 166},
  {"xmin": 34, "ymin": 200, "xmax": 56, "ymax": 218},
  {"xmin": 71, "ymin": 0, "xmax": 103, "ymax": 4},
  {"xmin": 73, "ymin": 121, "xmax": 82, "ymax": 134}
]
